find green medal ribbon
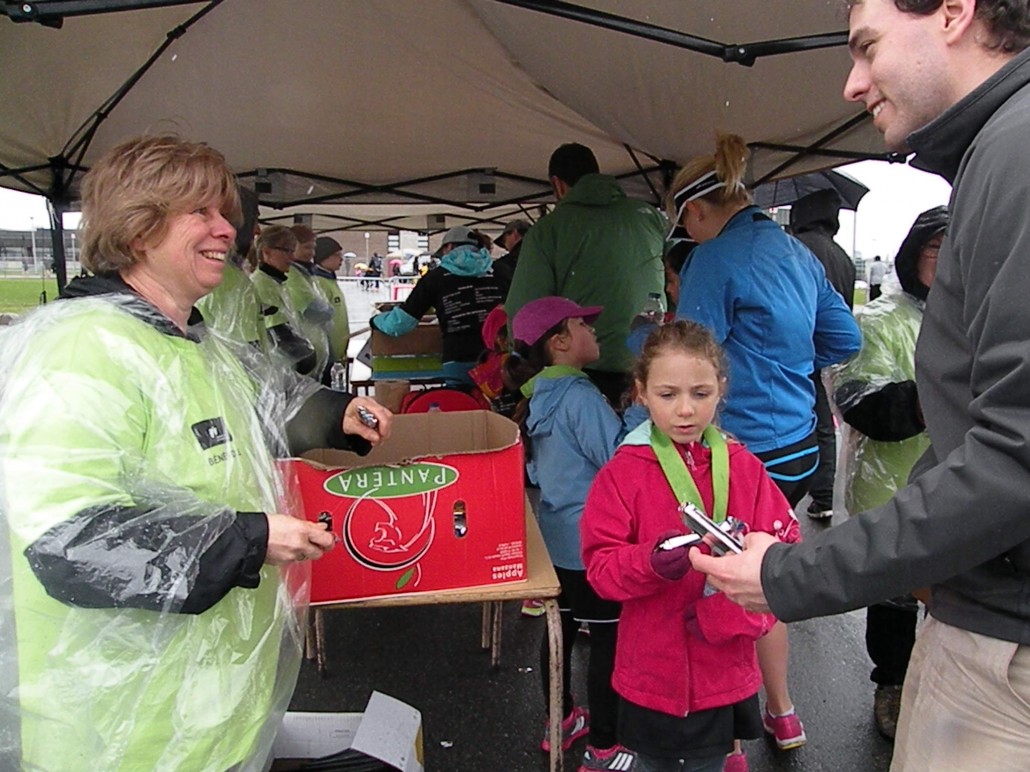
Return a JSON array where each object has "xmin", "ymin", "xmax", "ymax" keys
[{"xmin": 650, "ymin": 423, "xmax": 729, "ymax": 523}]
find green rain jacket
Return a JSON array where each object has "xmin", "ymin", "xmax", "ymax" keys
[
  {"xmin": 312, "ymin": 265, "xmax": 351, "ymax": 363},
  {"xmin": 835, "ymin": 292, "xmax": 929, "ymax": 512},
  {"xmin": 251, "ymin": 263, "xmax": 317, "ymax": 374},
  {"xmin": 505, "ymin": 174, "xmax": 665, "ymax": 373},
  {"xmin": 286, "ymin": 263, "xmax": 332, "ymax": 378},
  {"xmin": 197, "ymin": 261, "xmax": 266, "ymax": 349},
  {"xmin": 0, "ymin": 277, "xmax": 368, "ymax": 771}
]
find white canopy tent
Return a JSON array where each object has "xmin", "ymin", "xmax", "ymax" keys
[{"xmin": 0, "ymin": 0, "xmax": 889, "ymax": 288}]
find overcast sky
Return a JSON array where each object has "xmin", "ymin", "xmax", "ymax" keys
[
  {"xmin": 834, "ymin": 159, "xmax": 952, "ymax": 261},
  {"xmin": 0, "ymin": 159, "xmax": 951, "ymax": 261}
]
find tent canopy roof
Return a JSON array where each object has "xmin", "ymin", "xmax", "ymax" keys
[{"xmin": 1, "ymin": 0, "xmax": 887, "ymax": 220}]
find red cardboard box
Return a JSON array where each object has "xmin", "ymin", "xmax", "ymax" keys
[{"xmin": 289, "ymin": 411, "xmax": 526, "ymax": 604}]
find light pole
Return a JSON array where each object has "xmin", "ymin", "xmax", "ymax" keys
[
  {"xmin": 364, "ymin": 232, "xmax": 370, "ymax": 261},
  {"xmin": 29, "ymin": 217, "xmax": 37, "ymax": 273}
]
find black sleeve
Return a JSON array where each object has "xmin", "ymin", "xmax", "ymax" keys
[
  {"xmin": 837, "ymin": 379, "xmax": 925, "ymax": 442},
  {"xmin": 285, "ymin": 387, "xmax": 373, "ymax": 457},
  {"xmin": 267, "ymin": 322, "xmax": 317, "ymax": 374},
  {"xmin": 24, "ymin": 504, "xmax": 268, "ymax": 615},
  {"xmin": 398, "ymin": 270, "xmax": 438, "ymax": 320}
]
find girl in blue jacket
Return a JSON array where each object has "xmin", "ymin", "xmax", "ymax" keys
[{"xmin": 505, "ymin": 296, "xmax": 640, "ymax": 772}]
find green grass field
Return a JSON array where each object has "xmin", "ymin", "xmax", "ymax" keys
[
  {"xmin": 0, "ymin": 277, "xmax": 61, "ymax": 314},
  {"xmin": 0, "ymin": 277, "xmax": 871, "ymax": 316}
]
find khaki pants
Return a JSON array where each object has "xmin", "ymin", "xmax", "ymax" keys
[{"xmin": 892, "ymin": 616, "xmax": 1030, "ymax": 771}]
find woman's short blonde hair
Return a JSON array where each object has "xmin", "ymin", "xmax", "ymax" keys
[
  {"xmin": 79, "ymin": 135, "xmax": 241, "ymax": 274},
  {"xmin": 257, "ymin": 224, "xmax": 298, "ymax": 257},
  {"xmin": 666, "ymin": 133, "xmax": 753, "ymax": 221}
]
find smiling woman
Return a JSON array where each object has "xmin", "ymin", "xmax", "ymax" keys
[
  {"xmin": 0, "ymin": 135, "xmax": 393, "ymax": 770},
  {"xmin": 76, "ymin": 137, "xmax": 240, "ymax": 329}
]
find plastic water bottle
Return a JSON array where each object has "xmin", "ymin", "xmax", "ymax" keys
[
  {"xmin": 640, "ymin": 292, "xmax": 665, "ymax": 325},
  {"xmin": 329, "ymin": 361, "xmax": 347, "ymax": 391}
]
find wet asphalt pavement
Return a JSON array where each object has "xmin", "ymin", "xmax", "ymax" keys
[{"xmin": 288, "ymin": 503, "xmax": 899, "ymax": 771}]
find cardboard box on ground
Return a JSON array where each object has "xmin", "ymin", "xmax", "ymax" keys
[
  {"xmin": 266, "ymin": 691, "xmax": 423, "ymax": 771},
  {"xmin": 288, "ymin": 411, "xmax": 527, "ymax": 603}
]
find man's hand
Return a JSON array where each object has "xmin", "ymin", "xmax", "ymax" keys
[
  {"xmin": 265, "ymin": 514, "xmax": 336, "ymax": 565},
  {"xmin": 688, "ymin": 531, "xmax": 778, "ymax": 613},
  {"xmin": 342, "ymin": 397, "xmax": 393, "ymax": 446}
]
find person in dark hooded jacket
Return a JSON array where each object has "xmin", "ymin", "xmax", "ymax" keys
[
  {"xmin": 789, "ymin": 189, "xmax": 858, "ymax": 520},
  {"xmin": 832, "ymin": 205, "xmax": 948, "ymax": 741},
  {"xmin": 790, "ymin": 189, "xmax": 857, "ymax": 310}
]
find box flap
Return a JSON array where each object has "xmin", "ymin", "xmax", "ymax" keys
[
  {"xmin": 267, "ymin": 692, "xmax": 423, "ymax": 772},
  {"xmin": 300, "ymin": 411, "xmax": 520, "ymax": 470},
  {"xmin": 270, "ymin": 712, "xmax": 363, "ymax": 762},
  {"xmin": 351, "ymin": 691, "xmax": 425, "ymax": 772}
]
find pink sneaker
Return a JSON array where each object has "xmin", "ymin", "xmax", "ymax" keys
[
  {"xmin": 762, "ymin": 707, "xmax": 807, "ymax": 750},
  {"xmin": 723, "ymin": 750, "xmax": 748, "ymax": 772},
  {"xmin": 540, "ymin": 705, "xmax": 589, "ymax": 752}
]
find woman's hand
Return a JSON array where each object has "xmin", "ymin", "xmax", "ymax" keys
[
  {"xmin": 264, "ymin": 514, "xmax": 336, "ymax": 565},
  {"xmin": 342, "ymin": 397, "xmax": 393, "ymax": 446}
]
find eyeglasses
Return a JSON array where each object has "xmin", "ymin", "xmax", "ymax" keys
[{"xmin": 270, "ymin": 246, "xmax": 295, "ymax": 254}]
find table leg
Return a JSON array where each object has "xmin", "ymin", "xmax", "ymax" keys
[
  {"xmin": 315, "ymin": 607, "xmax": 327, "ymax": 678},
  {"xmin": 544, "ymin": 598, "xmax": 564, "ymax": 772},
  {"xmin": 490, "ymin": 601, "xmax": 503, "ymax": 668},
  {"xmin": 305, "ymin": 609, "xmax": 316, "ymax": 661},
  {"xmin": 481, "ymin": 602, "xmax": 491, "ymax": 650}
]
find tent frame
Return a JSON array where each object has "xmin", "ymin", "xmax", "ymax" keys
[{"xmin": 3, "ymin": 0, "xmax": 894, "ymax": 292}]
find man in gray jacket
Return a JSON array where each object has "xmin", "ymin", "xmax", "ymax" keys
[{"xmin": 690, "ymin": 2, "xmax": 1030, "ymax": 768}]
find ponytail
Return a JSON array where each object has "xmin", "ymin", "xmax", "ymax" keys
[
  {"xmin": 666, "ymin": 132, "xmax": 753, "ymax": 221},
  {"xmin": 502, "ymin": 318, "xmax": 568, "ymax": 451}
]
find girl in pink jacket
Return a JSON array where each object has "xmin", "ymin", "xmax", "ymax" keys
[{"xmin": 581, "ymin": 321, "xmax": 801, "ymax": 772}]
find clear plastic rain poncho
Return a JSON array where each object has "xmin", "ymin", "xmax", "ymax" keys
[
  {"xmin": 832, "ymin": 290, "xmax": 930, "ymax": 514},
  {"xmin": 0, "ymin": 289, "xmax": 326, "ymax": 771},
  {"xmin": 832, "ymin": 206, "xmax": 947, "ymax": 517}
]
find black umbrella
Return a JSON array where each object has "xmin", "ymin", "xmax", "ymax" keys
[{"xmin": 751, "ymin": 169, "xmax": 870, "ymax": 211}]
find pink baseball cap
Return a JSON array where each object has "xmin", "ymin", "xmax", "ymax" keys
[
  {"xmin": 512, "ymin": 296, "xmax": 603, "ymax": 346},
  {"xmin": 481, "ymin": 304, "xmax": 508, "ymax": 347}
]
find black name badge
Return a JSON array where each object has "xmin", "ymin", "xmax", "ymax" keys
[{"xmin": 191, "ymin": 417, "xmax": 233, "ymax": 450}]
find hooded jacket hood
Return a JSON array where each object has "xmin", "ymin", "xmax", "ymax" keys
[
  {"xmin": 59, "ymin": 272, "xmax": 202, "ymax": 338},
  {"xmin": 894, "ymin": 206, "xmax": 948, "ymax": 301},
  {"xmin": 60, "ymin": 272, "xmax": 132, "ymax": 299},
  {"xmin": 439, "ymin": 244, "xmax": 494, "ymax": 277},
  {"xmin": 789, "ymin": 189, "xmax": 842, "ymax": 236},
  {"xmin": 560, "ymin": 173, "xmax": 627, "ymax": 208},
  {"xmin": 524, "ymin": 370, "xmax": 588, "ymax": 435}
]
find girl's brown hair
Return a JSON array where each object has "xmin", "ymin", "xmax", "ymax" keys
[
  {"xmin": 502, "ymin": 318, "xmax": 570, "ymax": 451},
  {"xmin": 633, "ymin": 320, "xmax": 729, "ymax": 391}
]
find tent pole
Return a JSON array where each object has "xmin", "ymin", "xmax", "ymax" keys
[
  {"xmin": 490, "ymin": 0, "xmax": 847, "ymax": 65},
  {"xmin": 46, "ymin": 200, "xmax": 67, "ymax": 297}
]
